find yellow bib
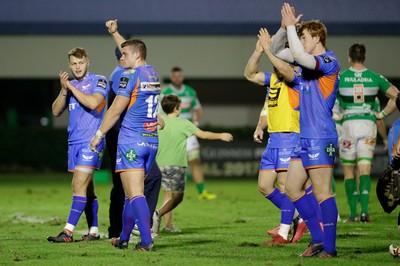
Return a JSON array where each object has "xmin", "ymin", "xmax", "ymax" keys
[{"xmin": 266, "ymin": 73, "xmax": 300, "ymax": 133}]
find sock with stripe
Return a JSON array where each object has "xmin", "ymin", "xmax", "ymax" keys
[
  {"xmin": 85, "ymin": 196, "xmax": 99, "ymax": 235},
  {"xmin": 320, "ymin": 197, "xmax": 338, "ymax": 254},
  {"xmin": 344, "ymin": 178, "xmax": 358, "ymax": 218},
  {"xmin": 131, "ymin": 195, "xmax": 152, "ymax": 246},
  {"xmin": 265, "ymin": 188, "xmax": 282, "ymax": 209},
  {"xmin": 359, "ymin": 175, "xmax": 371, "ymax": 215},
  {"xmin": 279, "ymin": 193, "xmax": 295, "ymax": 239},
  {"xmin": 292, "ymin": 193, "xmax": 324, "ymax": 244},
  {"xmin": 119, "ymin": 197, "xmax": 134, "ymax": 241},
  {"xmin": 65, "ymin": 196, "xmax": 87, "ymax": 233},
  {"xmin": 305, "ymin": 185, "xmax": 322, "ymax": 222}
]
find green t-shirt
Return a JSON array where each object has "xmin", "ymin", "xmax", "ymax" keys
[
  {"xmin": 156, "ymin": 116, "xmax": 199, "ymax": 167},
  {"xmin": 161, "ymin": 84, "xmax": 201, "ymax": 120},
  {"xmin": 338, "ymin": 68, "xmax": 391, "ymax": 122}
]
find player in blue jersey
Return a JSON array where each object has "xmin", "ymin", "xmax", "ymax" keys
[
  {"xmin": 245, "ymin": 34, "xmax": 309, "ymax": 245},
  {"xmin": 48, "ymin": 47, "xmax": 109, "ymax": 243},
  {"xmin": 271, "ymin": 3, "xmax": 340, "ymax": 257},
  {"xmin": 107, "ymin": 47, "xmax": 162, "ymax": 239},
  {"xmin": 90, "ymin": 20, "xmax": 160, "ymax": 251}
]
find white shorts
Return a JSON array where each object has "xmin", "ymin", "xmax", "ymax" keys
[
  {"xmin": 186, "ymin": 135, "xmax": 200, "ymax": 161},
  {"xmin": 339, "ymin": 119, "xmax": 377, "ymax": 165}
]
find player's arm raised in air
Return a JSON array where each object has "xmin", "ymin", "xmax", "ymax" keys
[
  {"xmin": 52, "ymin": 71, "xmax": 70, "ymax": 117},
  {"xmin": 259, "ymin": 28, "xmax": 295, "ymax": 82},
  {"xmin": 244, "ymin": 40, "xmax": 266, "ymax": 85},
  {"xmin": 106, "ymin": 19, "xmax": 126, "ymax": 50},
  {"xmin": 281, "ymin": 3, "xmax": 316, "ymax": 69},
  {"xmin": 60, "ymin": 72, "xmax": 106, "ymax": 110}
]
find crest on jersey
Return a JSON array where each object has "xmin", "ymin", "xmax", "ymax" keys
[
  {"xmin": 325, "ymin": 143, "xmax": 336, "ymax": 157},
  {"xmin": 97, "ymin": 79, "xmax": 107, "ymax": 89},
  {"xmin": 125, "ymin": 149, "xmax": 138, "ymax": 162},
  {"xmin": 322, "ymin": 55, "xmax": 333, "ymax": 63},
  {"xmin": 119, "ymin": 77, "xmax": 129, "ymax": 89}
]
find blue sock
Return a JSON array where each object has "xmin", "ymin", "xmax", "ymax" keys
[
  {"xmin": 67, "ymin": 196, "xmax": 87, "ymax": 227},
  {"xmin": 305, "ymin": 185, "xmax": 323, "ymax": 222},
  {"xmin": 280, "ymin": 193, "xmax": 295, "ymax": 225},
  {"xmin": 130, "ymin": 195, "xmax": 152, "ymax": 246},
  {"xmin": 265, "ymin": 188, "xmax": 282, "ymax": 209},
  {"xmin": 292, "ymin": 193, "xmax": 324, "ymax": 244},
  {"xmin": 320, "ymin": 197, "xmax": 338, "ymax": 254},
  {"xmin": 84, "ymin": 196, "xmax": 98, "ymax": 229},
  {"xmin": 119, "ymin": 197, "xmax": 134, "ymax": 241}
]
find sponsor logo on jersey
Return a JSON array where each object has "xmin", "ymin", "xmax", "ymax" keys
[
  {"xmin": 69, "ymin": 103, "xmax": 77, "ymax": 111},
  {"xmin": 344, "ymin": 77, "xmax": 372, "ymax": 83},
  {"xmin": 116, "ymin": 158, "xmax": 122, "ymax": 164},
  {"xmin": 308, "ymin": 153, "xmax": 320, "ymax": 160},
  {"xmin": 325, "ymin": 143, "xmax": 336, "ymax": 157},
  {"xmin": 125, "ymin": 149, "xmax": 138, "ymax": 162},
  {"xmin": 341, "ymin": 140, "xmax": 351, "ymax": 149},
  {"xmin": 141, "ymin": 82, "xmax": 161, "ymax": 91},
  {"xmin": 82, "ymin": 154, "xmax": 94, "ymax": 161},
  {"xmin": 119, "ymin": 77, "xmax": 129, "ymax": 89},
  {"xmin": 97, "ymin": 79, "xmax": 107, "ymax": 89},
  {"xmin": 82, "ymin": 84, "xmax": 91, "ymax": 90},
  {"xmin": 123, "ymin": 69, "xmax": 136, "ymax": 75},
  {"xmin": 141, "ymin": 132, "xmax": 158, "ymax": 137},
  {"xmin": 144, "ymin": 121, "xmax": 158, "ymax": 132},
  {"xmin": 364, "ymin": 138, "xmax": 376, "ymax": 146},
  {"xmin": 279, "ymin": 157, "xmax": 291, "ymax": 163},
  {"xmin": 322, "ymin": 55, "xmax": 333, "ymax": 63}
]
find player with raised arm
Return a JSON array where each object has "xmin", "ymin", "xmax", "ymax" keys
[
  {"xmin": 107, "ymin": 47, "xmax": 162, "ymax": 239},
  {"xmin": 271, "ymin": 3, "xmax": 340, "ymax": 257},
  {"xmin": 337, "ymin": 43, "xmax": 399, "ymax": 223},
  {"xmin": 244, "ymin": 33, "xmax": 307, "ymax": 244},
  {"xmin": 48, "ymin": 47, "xmax": 109, "ymax": 243},
  {"xmin": 151, "ymin": 95, "xmax": 233, "ymax": 234},
  {"xmin": 90, "ymin": 20, "xmax": 160, "ymax": 251}
]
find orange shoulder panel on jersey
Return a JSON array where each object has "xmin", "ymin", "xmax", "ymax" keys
[
  {"xmin": 127, "ymin": 78, "xmax": 140, "ymax": 110},
  {"xmin": 288, "ymin": 87, "xmax": 300, "ymax": 109},
  {"xmin": 319, "ymin": 72, "xmax": 339, "ymax": 99}
]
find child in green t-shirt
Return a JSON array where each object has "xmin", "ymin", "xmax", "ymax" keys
[{"xmin": 152, "ymin": 94, "xmax": 233, "ymax": 234}]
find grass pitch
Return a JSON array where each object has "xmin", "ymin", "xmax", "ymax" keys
[{"xmin": 0, "ymin": 172, "xmax": 399, "ymax": 265}]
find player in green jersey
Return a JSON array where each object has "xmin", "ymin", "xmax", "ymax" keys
[{"xmin": 337, "ymin": 43, "xmax": 398, "ymax": 223}]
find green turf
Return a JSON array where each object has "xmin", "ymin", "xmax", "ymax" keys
[{"xmin": 0, "ymin": 172, "xmax": 399, "ymax": 265}]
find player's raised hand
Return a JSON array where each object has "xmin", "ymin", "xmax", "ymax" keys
[
  {"xmin": 255, "ymin": 40, "xmax": 264, "ymax": 53},
  {"xmin": 258, "ymin": 28, "xmax": 272, "ymax": 51},
  {"xmin": 59, "ymin": 71, "xmax": 69, "ymax": 89},
  {"xmin": 105, "ymin": 19, "xmax": 118, "ymax": 34},
  {"xmin": 220, "ymin": 133, "xmax": 233, "ymax": 142},
  {"xmin": 253, "ymin": 127, "xmax": 264, "ymax": 143},
  {"xmin": 281, "ymin": 3, "xmax": 302, "ymax": 28}
]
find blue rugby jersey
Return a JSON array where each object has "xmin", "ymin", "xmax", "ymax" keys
[
  {"xmin": 116, "ymin": 65, "xmax": 161, "ymax": 144},
  {"xmin": 299, "ymin": 50, "xmax": 340, "ymax": 139},
  {"xmin": 68, "ymin": 72, "xmax": 109, "ymax": 144}
]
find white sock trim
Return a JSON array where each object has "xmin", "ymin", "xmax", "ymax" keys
[
  {"xmin": 65, "ymin": 223, "xmax": 75, "ymax": 233},
  {"xmin": 89, "ymin": 226, "xmax": 99, "ymax": 235},
  {"xmin": 278, "ymin": 224, "xmax": 291, "ymax": 240}
]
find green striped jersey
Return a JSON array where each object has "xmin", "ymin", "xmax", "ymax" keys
[
  {"xmin": 338, "ymin": 68, "xmax": 391, "ymax": 122},
  {"xmin": 161, "ymin": 84, "xmax": 201, "ymax": 120}
]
